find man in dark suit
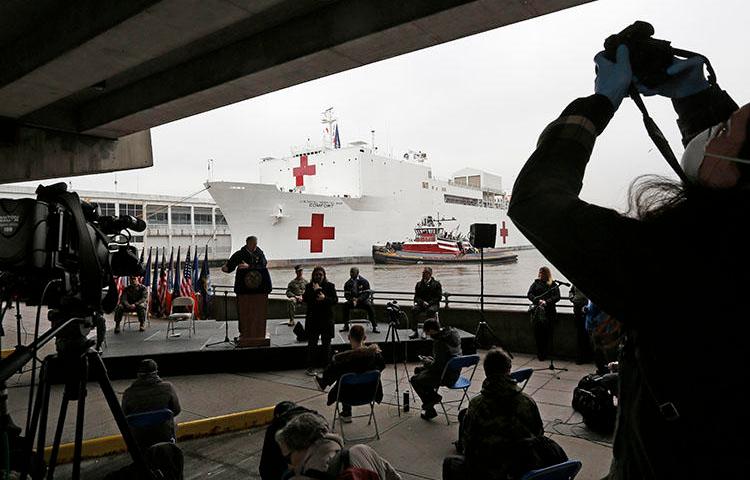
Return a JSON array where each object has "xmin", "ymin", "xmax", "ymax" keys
[{"xmin": 341, "ymin": 267, "xmax": 379, "ymax": 333}]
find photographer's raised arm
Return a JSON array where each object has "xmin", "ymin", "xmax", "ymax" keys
[
  {"xmin": 508, "ymin": 93, "xmax": 645, "ymax": 321},
  {"xmin": 673, "ymin": 85, "xmax": 738, "ymax": 146}
]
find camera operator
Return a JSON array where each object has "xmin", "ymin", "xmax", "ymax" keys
[{"xmin": 508, "ymin": 38, "xmax": 748, "ymax": 478}]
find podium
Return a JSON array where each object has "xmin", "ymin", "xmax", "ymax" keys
[
  {"xmin": 234, "ymin": 267, "xmax": 272, "ymax": 347},
  {"xmin": 236, "ymin": 294, "xmax": 271, "ymax": 347}
]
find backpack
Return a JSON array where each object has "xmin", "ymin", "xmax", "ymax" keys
[{"xmin": 572, "ymin": 374, "xmax": 617, "ymax": 433}]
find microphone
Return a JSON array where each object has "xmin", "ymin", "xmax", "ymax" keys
[{"xmin": 554, "ymin": 280, "xmax": 571, "ymax": 287}]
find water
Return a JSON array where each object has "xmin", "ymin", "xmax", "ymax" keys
[{"xmin": 210, "ymin": 248, "xmax": 569, "ymax": 300}]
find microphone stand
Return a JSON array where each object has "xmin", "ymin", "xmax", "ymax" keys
[{"xmin": 530, "ymin": 280, "xmax": 568, "ymax": 378}]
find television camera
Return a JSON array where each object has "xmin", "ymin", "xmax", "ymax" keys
[{"xmin": 0, "ymin": 183, "xmax": 155, "ymax": 479}]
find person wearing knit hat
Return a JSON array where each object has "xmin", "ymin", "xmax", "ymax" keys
[{"xmin": 122, "ymin": 358, "xmax": 181, "ymax": 448}]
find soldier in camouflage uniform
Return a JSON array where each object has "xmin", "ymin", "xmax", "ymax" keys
[
  {"xmin": 444, "ymin": 348, "xmax": 545, "ymax": 480},
  {"xmin": 286, "ymin": 265, "xmax": 308, "ymax": 326}
]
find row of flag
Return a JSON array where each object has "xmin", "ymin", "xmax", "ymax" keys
[{"xmin": 116, "ymin": 245, "xmax": 212, "ymax": 319}]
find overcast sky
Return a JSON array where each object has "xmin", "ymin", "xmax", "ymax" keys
[{"xmin": 13, "ymin": 0, "xmax": 750, "ymax": 209}]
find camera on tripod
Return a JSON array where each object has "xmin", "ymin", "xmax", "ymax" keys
[
  {"xmin": 0, "ymin": 182, "xmax": 145, "ymax": 315},
  {"xmin": 386, "ymin": 300, "xmax": 405, "ymax": 327}
]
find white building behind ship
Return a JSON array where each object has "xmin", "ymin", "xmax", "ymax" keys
[{"xmin": 0, "ymin": 185, "xmax": 232, "ymax": 260}]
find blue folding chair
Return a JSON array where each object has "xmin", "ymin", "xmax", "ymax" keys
[
  {"xmin": 510, "ymin": 367, "xmax": 534, "ymax": 391},
  {"xmin": 126, "ymin": 408, "xmax": 176, "ymax": 448},
  {"xmin": 520, "ymin": 459, "xmax": 582, "ymax": 480},
  {"xmin": 332, "ymin": 370, "xmax": 381, "ymax": 442},
  {"xmin": 437, "ymin": 354, "xmax": 480, "ymax": 425}
]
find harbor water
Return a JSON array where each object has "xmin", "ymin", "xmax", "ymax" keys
[{"xmin": 211, "ymin": 248, "xmax": 570, "ymax": 303}]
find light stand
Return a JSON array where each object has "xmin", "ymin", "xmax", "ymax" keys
[
  {"xmin": 384, "ymin": 305, "xmax": 412, "ymax": 416},
  {"xmin": 473, "ymin": 247, "xmax": 511, "ymax": 355}
]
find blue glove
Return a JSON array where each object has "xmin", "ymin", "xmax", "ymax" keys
[
  {"xmin": 634, "ymin": 56, "xmax": 710, "ymax": 98},
  {"xmin": 594, "ymin": 44, "xmax": 632, "ymax": 109}
]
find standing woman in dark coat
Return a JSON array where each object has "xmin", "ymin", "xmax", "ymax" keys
[
  {"xmin": 527, "ymin": 266, "xmax": 560, "ymax": 361},
  {"xmin": 303, "ymin": 266, "xmax": 338, "ymax": 375}
]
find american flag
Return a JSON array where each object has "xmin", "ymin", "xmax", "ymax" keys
[
  {"xmin": 180, "ymin": 246, "xmax": 194, "ymax": 297},
  {"xmin": 158, "ymin": 247, "xmax": 170, "ymax": 315}
]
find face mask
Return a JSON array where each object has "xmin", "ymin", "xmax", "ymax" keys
[{"xmin": 681, "ymin": 121, "xmax": 750, "ymax": 184}]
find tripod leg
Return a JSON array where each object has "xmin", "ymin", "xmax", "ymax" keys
[
  {"xmin": 46, "ymin": 395, "xmax": 70, "ymax": 480},
  {"xmin": 71, "ymin": 357, "xmax": 89, "ymax": 480},
  {"xmin": 34, "ymin": 362, "xmax": 53, "ymax": 475},
  {"xmin": 89, "ymin": 353, "xmax": 153, "ymax": 479},
  {"xmin": 21, "ymin": 357, "xmax": 52, "ymax": 480}
]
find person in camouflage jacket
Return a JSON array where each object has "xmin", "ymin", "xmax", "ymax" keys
[{"xmin": 444, "ymin": 348, "xmax": 546, "ymax": 480}]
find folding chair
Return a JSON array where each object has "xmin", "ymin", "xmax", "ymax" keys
[
  {"xmin": 126, "ymin": 408, "xmax": 176, "ymax": 448},
  {"xmin": 510, "ymin": 367, "xmax": 534, "ymax": 391},
  {"xmin": 331, "ymin": 370, "xmax": 381, "ymax": 442},
  {"xmin": 346, "ymin": 291, "xmax": 375, "ymax": 328},
  {"xmin": 437, "ymin": 354, "xmax": 480, "ymax": 425},
  {"xmin": 166, "ymin": 296, "xmax": 196, "ymax": 339},
  {"xmin": 519, "ymin": 459, "xmax": 582, "ymax": 480}
]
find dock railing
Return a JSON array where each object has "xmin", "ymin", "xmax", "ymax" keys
[{"xmin": 209, "ymin": 285, "xmax": 574, "ymax": 311}]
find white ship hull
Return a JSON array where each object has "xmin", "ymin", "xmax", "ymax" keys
[
  {"xmin": 208, "ymin": 142, "xmax": 529, "ymax": 265},
  {"xmin": 209, "ymin": 181, "xmax": 527, "ymax": 266}
]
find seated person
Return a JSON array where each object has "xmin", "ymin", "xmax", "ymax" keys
[
  {"xmin": 286, "ymin": 265, "xmax": 308, "ymax": 327},
  {"xmin": 410, "ymin": 318, "xmax": 461, "ymax": 420},
  {"xmin": 314, "ymin": 325, "xmax": 385, "ymax": 422},
  {"xmin": 114, "ymin": 276, "xmax": 148, "ymax": 333},
  {"xmin": 275, "ymin": 412, "xmax": 401, "ymax": 480},
  {"xmin": 341, "ymin": 267, "xmax": 378, "ymax": 333},
  {"xmin": 445, "ymin": 348, "xmax": 559, "ymax": 480},
  {"xmin": 122, "ymin": 359, "xmax": 181, "ymax": 448},
  {"xmin": 260, "ymin": 401, "xmax": 319, "ymax": 480},
  {"xmin": 410, "ymin": 267, "xmax": 442, "ymax": 339}
]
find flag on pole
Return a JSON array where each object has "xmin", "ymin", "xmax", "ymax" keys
[
  {"xmin": 157, "ymin": 247, "xmax": 169, "ymax": 316},
  {"xmin": 180, "ymin": 246, "xmax": 199, "ymax": 319},
  {"xmin": 143, "ymin": 247, "xmax": 152, "ymax": 288},
  {"xmin": 172, "ymin": 246, "xmax": 182, "ymax": 300},
  {"xmin": 334, "ymin": 124, "xmax": 341, "ymax": 149},
  {"xmin": 151, "ymin": 247, "xmax": 161, "ymax": 317},
  {"xmin": 198, "ymin": 244, "xmax": 211, "ymax": 319},
  {"xmin": 192, "ymin": 247, "xmax": 199, "ymax": 284},
  {"xmin": 165, "ymin": 247, "xmax": 175, "ymax": 314}
]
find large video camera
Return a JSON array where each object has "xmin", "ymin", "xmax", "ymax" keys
[
  {"xmin": 0, "ymin": 183, "xmax": 145, "ymax": 316},
  {"xmin": 386, "ymin": 300, "xmax": 406, "ymax": 327}
]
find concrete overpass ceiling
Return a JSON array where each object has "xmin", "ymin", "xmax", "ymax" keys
[{"xmin": 0, "ymin": 0, "xmax": 593, "ymax": 140}]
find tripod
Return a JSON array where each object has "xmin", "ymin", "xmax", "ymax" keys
[
  {"xmin": 530, "ymin": 281, "xmax": 568, "ymax": 379},
  {"xmin": 384, "ymin": 309, "xmax": 412, "ymax": 416},
  {"xmin": 206, "ymin": 290, "xmax": 233, "ymax": 348},
  {"xmin": 473, "ymin": 247, "xmax": 511, "ymax": 355},
  {"xmin": 0, "ymin": 314, "xmax": 155, "ymax": 480}
]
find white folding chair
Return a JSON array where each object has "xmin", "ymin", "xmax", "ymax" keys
[{"xmin": 166, "ymin": 296, "xmax": 195, "ymax": 339}]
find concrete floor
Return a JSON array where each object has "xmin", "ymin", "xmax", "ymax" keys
[{"xmin": 2, "ymin": 304, "xmax": 613, "ymax": 479}]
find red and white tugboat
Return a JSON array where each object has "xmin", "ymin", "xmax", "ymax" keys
[{"xmin": 372, "ymin": 216, "xmax": 518, "ymax": 265}]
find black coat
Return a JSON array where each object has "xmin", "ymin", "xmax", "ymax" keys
[
  {"xmin": 303, "ymin": 280, "xmax": 338, "ymax": 338},
  {"xmin": 344, "ymin": 276, "xmax": 372, "ymax": 303},
  {"xmin": 321, "ymin": 345, "xmax": 385, "ymax": 405},
  {"xmin": 509, "ymin": 86, "xmax": 745, "ymax": 479},
  {"xmin": 527, "ymin": 279, "xmax": 560, "ymax": 322},
  {"xmin": 414, "ymin": 278, "xmax": 442, "ymax": 309}
]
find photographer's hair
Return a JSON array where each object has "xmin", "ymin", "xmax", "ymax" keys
[
  {"xmin": 627, "ymin": 175, "xmax": 689, "ymax": 220},
  {"xmin": 423, "ymin": 318, "xmax": 440, "ymax": 333},
  {"xmin": 484, "ymin": 347, "xmax": 513, "ymax": 376},
  {"xmin": 539, "ymin": 266, "xmax": 553, "ymax": 285},
  {"xmin": 246, "ymin": 235, "xmax": 258, "ymax": 243},
  {"xmin": 275, "ymin": 412, "xmax": 328, "ymax": 452},
  {"xmin": 349, "ymin": 324, "xmax": 366, "ymax": 343}
]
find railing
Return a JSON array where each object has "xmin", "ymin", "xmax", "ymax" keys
[{"xmin": 209, "ymin": 285, "xmax": 573, "ymax": 310}]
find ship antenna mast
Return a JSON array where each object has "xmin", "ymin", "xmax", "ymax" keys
[{"xmin": 321, "ymin": 107, "xmax": 337, "ymax": 149}]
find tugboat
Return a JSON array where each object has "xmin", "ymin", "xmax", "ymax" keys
[{"xmin": 372, "ymin": 216, "xmax": 518, "ymax": 265}]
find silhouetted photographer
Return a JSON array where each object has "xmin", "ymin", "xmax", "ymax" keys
[{"xmin": 509, "ymin": 21, "xmax": 749, "ymax": 479}]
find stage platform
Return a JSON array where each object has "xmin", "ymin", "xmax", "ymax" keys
[{"xmin": 97, "ymin": 318, "xmax": 476, "ymax": 380}]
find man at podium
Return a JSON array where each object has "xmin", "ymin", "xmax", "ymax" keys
[{"xmin": 222, "ymin": 235, "xmax": 272, "ymax": 347}]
